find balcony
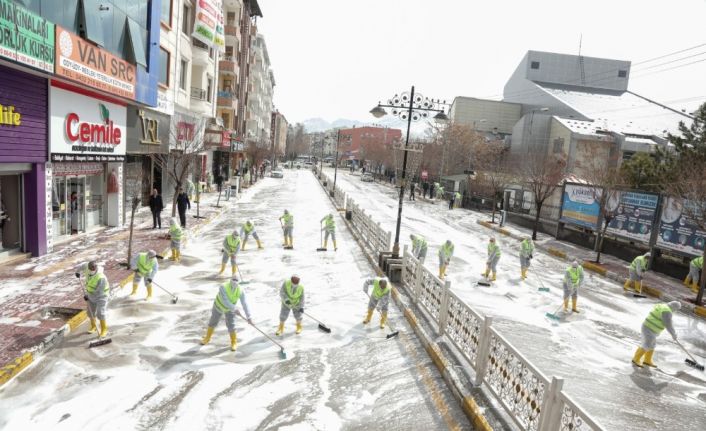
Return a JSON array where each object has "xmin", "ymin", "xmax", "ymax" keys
[
  {"xmin": 217, "ymin": 91, "xmax": 238, "ymax": 110},
  {"xmin": 219, "ymin": 56, "xmax": 238, "ymax": 75},
  {"xmin": 191, "ymin": 87, "xmax": 213, "ymax": 116},
  {"xmin": 192, "ymin": 40, "xmax": 213, "ymax": 67},
  {"xmin": 225, "ymin": 24, "xmax": 238, "ymax": 36}
]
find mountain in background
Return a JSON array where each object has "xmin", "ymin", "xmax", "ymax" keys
[{"xmin": 300, "ymin": 117, "xmax": 430, "ymax": 136}]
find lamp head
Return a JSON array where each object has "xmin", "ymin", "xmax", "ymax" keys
[
  {"xmin": 433, "ymin": 111, "xmax": 449, "ymax": 122},
  {"xmin": 370, "ymin": 105, "xmax": 387, "ymax": 119}
]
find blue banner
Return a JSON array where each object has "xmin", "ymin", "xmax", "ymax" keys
[
  {"xmin": 606, "ymin": 191, "xmax": 659, "ymax": 244},
  {"xmin": 559, "ymin": 183, "xmax": 601, "ymax": 229},
  {"xmin": 657, "ymin": 197, "xmax": 706, "ymax": 257}
]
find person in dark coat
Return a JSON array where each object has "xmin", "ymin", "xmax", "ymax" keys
[
  {"xmin": 176, "ymin": 187, "xmax": 191, "ymax": 228},
  {"xmin": 422, "ymin": 182, "xmax": 429, "ymax": 198},
  {"xmin": 410, "ymin": 182, "xmax": 416, "ymax": 201},
  {"xmin": 149, "ymin": 188, "xmax": 164, "ymax": 229}
]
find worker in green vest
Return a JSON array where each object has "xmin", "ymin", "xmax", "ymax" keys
[
  {"xmin": 438, "ymin": 240, "xmax": 454, "ymax": 279},
  {"xmin": 632, "ymin": 301, "xmax": 681, "ymax": 367},
  {"xmin": 363, "ymin": 276, "xmax": 391, "ymax": 328},
  {"xmin": 279, "ymin": 209, "xmax": 294, "ymax": 248},
  {"xmin": 130, "ymin": 250, "xmax": 159, "ymax": 300},
  {"xmin": 454, "ymin": 191, "xmax": 461, "ymax": 208},
  {"xmin": 169, "ymin": 218, "xmax": 183, "ymax": 262},
  {"xmin": 75, "ymin": 260, "xmax": 109, "ymax": 337},
  {"xmin": 410, "ymin": 234, "xmax": 428, "ymax": 263},
  {"xmin": 562, "ymin": 260, "xmax": 584, "ymax": 313},
  {"xmin": 220, "ymin": 230, "xmax": 241, "ymax": 276},
  {"xmin": 624, "ymin": 252, "xmax": 651, "ymax": 294},
  {"xmin": 684, "ymin": 256, "xmax": 704, "ymax": 294},
  {"xmin": 482, "ymin": 237, "xmax": 501, "ymax": 281},
  {"xmin": 240, "ymin": 220, "xmax": 263, "ymax": 250},
  {"xmin": 321, "ymin": 213, "xmax": 337, "ymax": 251},
  {"xmin": 520, "ymin": 236, "xmax": 534, "ymax": 280},
  {"xmin": 276, "ymin": 275, "xmax": 305, "ymax": 336},
  {"xmin": 201, "ymin": 274, "xmax": 252, "ymax": 352}
]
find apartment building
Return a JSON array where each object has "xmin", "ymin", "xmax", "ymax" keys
[{"xmin": 245, "ymin": 33, "xmax": 275, "ymax": 147}]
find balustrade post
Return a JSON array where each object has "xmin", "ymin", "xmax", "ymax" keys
[
  {"xmin": 473, "ymin": 316, "xmax": 493, "ymax": 386},
  {"xmin": 438, "ymin": 280, "xmax": 451, "ymax": 336},
  {"xmin": 537, "ymin": 376, "xmax": 565, "ymax": 431},
  {"xmin": 414, "ymin": 255, "xmax": 423, "ymax": 302}
]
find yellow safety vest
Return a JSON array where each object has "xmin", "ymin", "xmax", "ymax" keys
[
  {"xmin": 215, "ymin": 281, "xmax": 242, "ymax": 313},
  {"xmin": 372, "ymin": 278, "xmax": 391, "ymax": 299},
  {"xmin": 137, "ymin": 253, "xmax": 154, "ymax": 275},
  {"xmin": 86, "ymin": 272, "xmax": 108, "ymax": 294},
  {"xmin": 284, "ymin": 280, "xmax": 304, "ymax": 307},
  {"xmin": 644, "ymin": 304, "xmax": 672, "ymax": 334}
]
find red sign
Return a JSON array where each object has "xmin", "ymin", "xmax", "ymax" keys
[
  {"xmin": 421, "ymin": 170, "xmax": 428, "ymax": 180},
  {"xmin": 65, "ymin": 113, "xmax": 122, "ymax": 145}
]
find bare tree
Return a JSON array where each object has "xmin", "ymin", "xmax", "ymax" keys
[
  {"xmin": 246, "ymin": 141, "xmax": 271, "ymax": 183},
  {"xmin": 122, "ymin": 162, "xmax": 143, "ymax": 266},
  {"xmin": 424, "ymin": 121, "xmax": 484, "ymax": 179},
  {"xmin": 470, "ymin": 140, "xmax": 510, "ymax": 223},
  {"xmin": 521, "ymin": 153, "xmax": 567, "ymax": 239}
]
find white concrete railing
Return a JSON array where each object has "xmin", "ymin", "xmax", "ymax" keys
[
  {"xmin": 401, "ymin": 249, "xmax": 604, "ymax": 431},
  {"xmin": 347, "ymin": 197, "xmax": 391, "ymax": 257}
]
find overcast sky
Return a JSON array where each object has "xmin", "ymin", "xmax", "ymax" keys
[{"xmin": 256, "ymin": 0, "xmax": 706, "ymax": 125}]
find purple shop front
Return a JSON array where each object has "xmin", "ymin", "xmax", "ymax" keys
[{"xmin": 0, "ymin": 63, "xmax": 48, "ymax": 257}]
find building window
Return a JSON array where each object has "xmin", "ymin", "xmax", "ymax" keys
[
  {"xmin": 126, "ymin": 17, "xmax": 147, "ymax": 67},
  {"xmin": 222, "ymin": 113, "xmax": 231, "ymax": 129},
  {"xmin": 618, "ymin": 70, "xmax": 627, "ymax": 78},
  {"xmin": 227, "ymin": 12, "xmax": 237, "ymax": 26},
  {"xmin": 553, "ymin": 137, "xmax": 564, "ymax": 153},
  {"xmin": 182, "ymin": 4, "xmax": 191, "ymax": 35},
  {"xmin": 530, "ymin": 61, "xmax": 540, "ymax": 70},
  {"xmin": 159, "ymin": 47, "xmax": 170, "ymax": 87},
  {"xmin": 207, "ymin": 77, "xmax": 213, "ymax": 102},
  {"xmin": 179, "ymin": 59, "xmax": 188, "ymax": 90},
  {"xmin": 161, "ymin": 0, "xmax": 173, "ymax": 27}
]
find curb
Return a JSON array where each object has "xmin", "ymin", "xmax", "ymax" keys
[
  {"xmin": 0, "ymin": 191, "xmax": 241, "ymax": 389},
  {"xmin": 475, "ymin": 219, "xmax": 706, "ymax": 321}
]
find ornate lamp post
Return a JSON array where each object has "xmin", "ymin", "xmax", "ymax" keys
[
  {"xmin": 332, "ymin": 129, "xmax": 351, "ymax": 195},
  {"xmin": 370, "ymin": 86, "xmax": 448, "ymax": 257}
]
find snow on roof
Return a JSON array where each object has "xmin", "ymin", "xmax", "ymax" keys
[
  {"xmin": 552, "ymin": 117, "xmax": 602, "ymax": 135},
  {"xmin": 539, "ymin": 85, "xmax": 692, "ymax": 137}
]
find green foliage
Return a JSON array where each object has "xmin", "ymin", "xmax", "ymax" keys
[
  {"xmin": 667, "ymin": 102, "xmax": 706, "ymax": 155},
  {"xmin": 619, "ymin": 152, "xmax": 673, "ymax": 192}
]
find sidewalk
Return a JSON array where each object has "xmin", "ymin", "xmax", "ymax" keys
[{"xmin": 0, "ymin": 187, "xmax": 243, "ymax": 387}]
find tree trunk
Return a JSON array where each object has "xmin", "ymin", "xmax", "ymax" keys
[
  {"xmin": 491, "ymin": 195, "xmax": 497, "ymax": 223},
  {"xmin": 126, "ymin": 204, "xmax": 137, "ymax": 266},
  {"xmin": 533, "ymin": 201, "xmax": 543, "ymax": 240},
  {"xmin": 595, "ymin": 222, "xmax": 609, "ymax": 264},
  {"xmin": 216, "ymin": 188, "xmax": 222, "ymax": 207}
]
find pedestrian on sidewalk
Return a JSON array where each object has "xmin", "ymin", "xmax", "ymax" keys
[
  {"xmin": 448, "ymin": 192, "xmax": 455, "ymax": 210},
  {"xmin": 219, "ymin": 230, "xmax": 241, "ymax": 276},
  {"xmin": 169, "ymin": 218, "xmax": 183, "ymax": 262},
  {"xmin": 75, "ymin": 261, "xmax": 109, "ymax": 337},
  {"xmin": 70, "ymin": 191, "xmax": 79, "ymax": 234},
  {"xmin": 275, "ymin": 275, "xmax": 305, "ymax": 336},
  {"xmin": 410, "ymin": 234, "xmax": 428, "ymax": 263},
  {"xmin": 422, "ymin": 182, "xmax": 429, "ymax": 198},
  {"xmin": 279, "ymin": 209, "xmax": 294, "ymax": 248},
  {"xmin": 362, "ymin": 276, "xmax": 391, "ymax": 328},
  {"xmin": 321, "ymin": 213, "xmax": 337, "ymax": 251},
  {"xmin": 176, "ymin": 187, "xmax": 190, "ymax": 228},
  {"xmin": 482, "ymin": 237, "xmax": 501, "ymax": 281},
  {"xmin": 632, "ymin": 301, "xmax": 681, "ymax": 368},
  {"xmin": 437, "ymin": 184, "xmax": 445, "ymax": 203},
  {"xmin": 562, "ymin": 260, "xmax": 584, "ymax": 313},
  {"xmin": 240, "ymin": 220, "xmax": 262, "ymax": 250},
  {"xmin": 149, "ymin": 188, "xmax": 164, "ymax": 229},
  {"xmin": 130, "ymin": 250, "xmax": 159, "ymax": 300},
  {"xmin": 200, "ymin": 274, "xmax": 253, "ymax": 351},
  {"xmin": 410, "ymin": 182, "xmax": 416, "ymax": 201},
  {"xmin": 430, "ymin": 183, "xmax": 436, "ymax": 200},
  {"xmin": 624, "ymin": 252, "xmax": 651, "ymax": 294},
  {"xmin": 520, "ymin": 236, "xmax": 534, "ymax": 280},
  {"xmin": 438, "ymin": 240, "xmax": 454, "ymax": 279},
  {"xmin": 684, "ymin": 256, "xmax": 703, "ymax": 294}
]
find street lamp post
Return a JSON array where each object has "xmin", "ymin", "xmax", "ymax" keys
[{"xmin": 370, "ymin": 86, "xmax": 448, "ymax": 258}]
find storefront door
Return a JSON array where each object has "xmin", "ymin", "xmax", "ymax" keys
[
  {"xmin": 68, "ymin": 177, "xmax": 85, "ymax": 234},
  {"xmin": 0, "ymin": 175, "xmax": 22, "ymax": 251}
]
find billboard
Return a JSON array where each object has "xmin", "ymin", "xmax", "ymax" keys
[
  {"xmin": 559, "ymin": 183, "xmax": 601, "ymax": 229},
  {"xmin": 0, "ymin": 0, "xmax": 54, "ymax": 72},
  {"xmin": 192, "ymin": 0, "xmax": 225, "ymax": 51},
  {"xmin": 656, "ymin": 197, "xmax": 706, "ymax": 257},
  {"xmin": 605, "ymin": 191, "xmax": 659, "ymax": 244}
]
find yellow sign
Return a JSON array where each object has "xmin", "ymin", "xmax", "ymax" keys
[{"xmin": 0, "ymin": 104, "xmax": 21, "ymax": 126}]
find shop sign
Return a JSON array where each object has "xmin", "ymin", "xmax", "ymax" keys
[
  {"xmin": 421, "ymin": 170, "xmax": 428, "ymax": 180},
  {"xmin": 0, "ymin": 0, "xmax": 54, "ymax": 72},
  {"xmin": 54, "ymin": 26, "xmax": 136, "ymax": 100},
  {"xmin": 559, "ymin": 183, "xmax": 601, "ymax": 230},
  {"xmin": 605, "ymin": 191, "xmax": 659, "ymax": 244},
  {"xmin": 126, "ymin": 106, "xmax": 169, "ymax": 154},
  {"xmin": 192, "ymin": 0, "xmax": 225, "ymax": 51},
  {"xmin": 50, "ymin": 86, "xmax": 126, "ymax": 160},
  {"xmin": 0, "ymin": 103, "xmax": 21, "ymax": 126},
  {"xmin": 139, "ymin": 110, "xmax": 160, "ymax": 145}
]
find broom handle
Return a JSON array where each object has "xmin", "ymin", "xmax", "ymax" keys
[
  {"xmin": 675, "ymin": 339, "xmax": 699, "ymax": 363},
  {"xmin": 236, "ymin": 310, "xmax": 285, "ymax": 350},
  {"xmin": 151, "ymin": 281, "xmax": 176, "ymax": 297},
  {"xmin": 303, "ymin": 311, "xmax": 325, "ymax": 326}
]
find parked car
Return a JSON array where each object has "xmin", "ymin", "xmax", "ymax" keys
[
  {"xmin": 295, "ymin": 162, "xmax": 302, "ymax": 169},
  {"xmin": 361, "ymin": 173, "xmax": 374, "ymax": 182},
  {"xmin": 272, "ymin": 169, "xmax": 284, "ymax": 178},
  {"xmin": 304, "ymin": 161, "xmax": 313, "ymax": 168}
]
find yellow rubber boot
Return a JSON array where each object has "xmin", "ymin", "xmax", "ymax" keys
[
  {"xmin": 439, "ymin": 267, "xmax": 444, "ymax": 278},
  {"xmin": 99, "ymin": 319, "xmax": 108, "ymax": 337},
  {"xmin": 380, "ymin": 312, "xmax": 388, "ymax": 329},
  {"xmin": 481, "ymin": 266, "xmax": 489, "ymax": 278},
  {"xmin": 219, "ymin": 263, "xmax": 226, "ymax": 275},
  {"xmin": 290, "ymin": 238, "xmax": 294, "ymax": 248},
  {"xmin": 363, "ymin": 308, "xmax": 374, "ymax": 324},
  {"xmin": 563, "ymin": 299, "xmax": 569, "ymax": 311},
  {"xmin": 323, "ymin": 239, "xmax": 328, "ymax": 249},
  {"xmin": 275, "ymin": 322, "xmax": 285, "ymax": 336},
  {"xmin": 635, "ymin": 281, "xmax": 642, "ymax": 294},
  {"xmin": 491, "ymin": 271, "xmax": 497, "ymax": 282},
  {"xmin": 171, "ymin": 249, "xmax": 177, "ymax": 261},
  {"xmin": 146, "ymin": 284, "xmax": 153, "ymax": 300},
  {"xmin": 257, "ymin": 240, "xmax": 263, "ymax": 249},
  {"xmin": 623, "ymin": 279, "xmax": 632, "ymax": 291},
  {"xmin": 87, "ymin": 318, "xmax": 97, "ymax": 334},
  {"xmin": 521, "ymin": 268, "xmax": 527, "ymax": 280},
  {"xmin": 683, "ymin": 275, "xmax": 692, "ymax": 286},
  {"xmin": 176, "ymin": 250, "xmax": 181, "ymax": 261},
  {"xmin": 632, "ymin": 347, "xmax": 645, "ymax": 367},
  {"xmin": 229, "ymin": 332, "xmax": 238, "ymax": 352},
  {"xmin": 295, "ymin": 321, "xmax": 303, "ymax": 334},
  {"xmin": 333, "ymin": 240, "xmax": 337, "ymax": 251},
  {"xmin": 572, "ymin": 298, "xmax": 579, "ymax": 313},
  {"xmin": 131, "ymin": 282, "xmax": 139, "ymax": 296},
  {"xmin": 241, "ymin": 240, "xmax": 247, "ymax": 251},
  {"xmin": 643, "ymin": 350, "xmax": 657, "ymax": 367},
  {"xmin": 201, "ymin": 327, "xmax": 214, "ymax": 345},
  {"xmin": 691, "ymin": 282, "xmax": 700, "ymax": 293},
  {"xmin": 232, "ymin": 265, "xmax": 237, "ymax": 276}
]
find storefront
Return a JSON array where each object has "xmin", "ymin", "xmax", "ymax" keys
[
  {"xmin": 0, "ymin": 64, "xmax": 49, "ymax": 257},
  {"xmin": 47, "ymin": 81, "xmax": 126, "ymax": 246}
]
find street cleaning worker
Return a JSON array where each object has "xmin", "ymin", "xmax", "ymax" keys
[
  {"xmin": 200, "ymin": 274, "xmax": 252, "ymax": 352},
  {"xmin": 624, "ymin": 252, "xmax": 651, "ymax": 294},
  {"xmin": 362, "ymin": 276, "xmax": 391, "ymax": 328},
  {"xmin": 520, "ymin": 236, "xmax": 535, "ymax": 280},
  {"xmin": 169, "ymin": 217, "xmax": 183, "ymax": 262},
  {"xmin": 482, "ymin": 237, "xmax": 501, "ymax": 281},
  {"xmin": 410, "ymin": 234, "xmax": 428, "ymax": 263},
  {"xmin": 562, "ymin": 260, "xmax": 584, "ymax": 313},
  {"xmin": 454, "ymin": 191, "xmax": 461, "ymax": 208},
  {"xmin": 130, "ymin": 250, "xmax": 159, "ymax": 300},
  {"xmin": 276, "ymin": 275, "xmax": 305, "ymax": 336},
  {"xmin": 220, "ymin": 230, "xmax": 241, "ymax": 276},
  {"xmin": 321, "ymin": 213, "xmax": 337, "ymax": 251},
  {"xmin": 279, "ymin": 209, "xmax": 294, "ymax": 248},
  {"xmin": 75, "ymin": 261, "xmax": 109, "ymax": 337},
  {"xmin": 632, "ymin": 301, "xmax": 681, "ymax": 368},
  {"xmin": 684, "ymin": 255, "xmax": 703, "ymax": 294},
  {"xmin": 240, "ymin": 220, "xmax": 262, "ymax": 250},
  {"xmin": 438, "ymin": 240, "xmax": 454, "ymax": 279}
]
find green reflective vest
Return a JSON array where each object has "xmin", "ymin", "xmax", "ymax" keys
[
  {"xmin": 282, "ymin": 213, "xmax": 293, "ymax": 227},
  {"xmin": 488, "ymin": 242, "xmax": 501, "ymax": 257},
  {"xmin": 243, "ymin": 222, "xmax": 254, "ymax": 234},
  {"xmin": 454, "ymin": 192, "xmax": 461, "ymax": 200},
  {"xmin": 169, "ymin": 224, "xmax": 183, "ymax": 241},
  {"xmin": 137, "ymin": 253, "xmax": 155, "ymax": 275},
  {"xmin": 566, "ymin": 266, "xmax": 583, "ymax": 284},
  {"xmin": 215, "ymin": 281, "xmax": 242, "ymax": 313},
  {"xmin": 372, "ymin": 278, "xmax": 391, "ymax": 299},
  {"xmin": 692, "ymin": 256, "xmax": 704, "ymax": 269},
  {"xmin": 644, "ymin": 303, "xmax": 672, "ymax": 334},
  {"xmin": 225, "ymin": 234, "xmax": 241, "ymax": 254},
  {"xmin": 284, "ymin": 280, "xmax": 304, "ymax": 307},
  {"xmin": 86, "ymin": 272, "xmax": 108, "ymax": 294},
  {"xmin": 521, "ymin": 239, "xmax": 534, "ymax": 255},
  {"xmin": 440, "ymin": 242, "xmax": 454, "ymax": 259},
  {"xmin": 630, "ymin": 255, "xmax": 648, "ymax": 271},
  {"xmin": 413, "ymin": 236, "xmax": 427, "ymax": 249},
  {"xmin": 324, "ymin": 216, "xmax": 335, "ymax": 231}
]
